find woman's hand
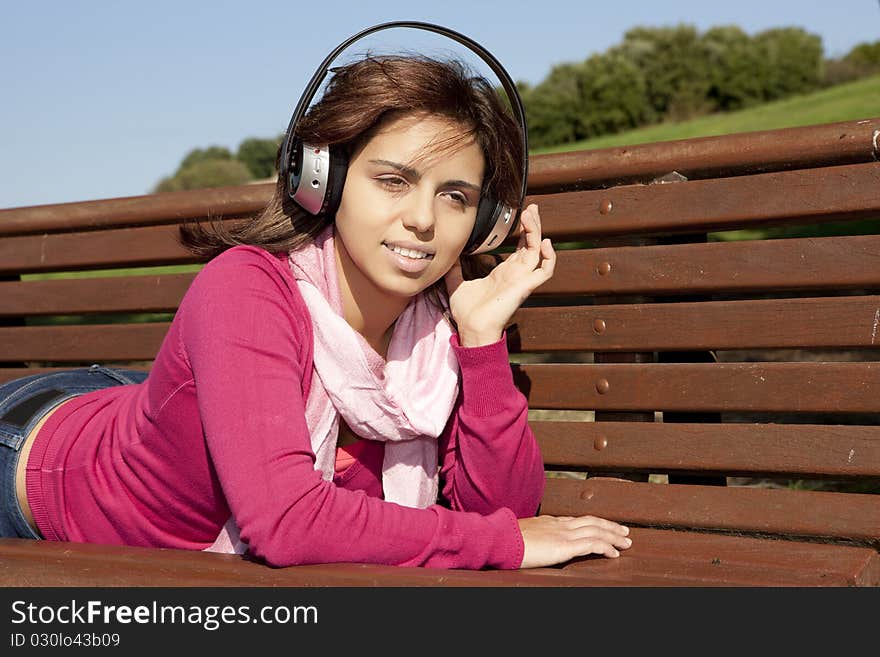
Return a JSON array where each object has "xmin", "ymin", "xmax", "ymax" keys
[
  {"xmin": 517, "ymin": 515, "xmax": 633, "ymax": 568},
  {"xmin": 444, "ymin": 204, "xmax": 555, "ymax": 347}
]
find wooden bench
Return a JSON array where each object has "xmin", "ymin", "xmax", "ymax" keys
[{"xmin": 2, "ymin": 118, "xmax": 879, "ymax": 586}]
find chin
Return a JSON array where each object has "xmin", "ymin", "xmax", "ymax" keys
[
  {"xmin": 386, "ymin": 280, "xmax": 429, "ymax": 299},
  {"xmin": 378, "ymin": 272, "xmax": 436, "ymax": 300}
]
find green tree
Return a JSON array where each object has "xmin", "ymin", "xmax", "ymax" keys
[
  {"xmin": 237, "ymin": 137, "xmax": 281, "ymax": 179},
  {"xmin": 153, "ymin": 158, "xmax": 253, "ymax": 193},
  {"xmin": 177, "ymin": 146, "xmax": 234, "ymax": 172},
  {"xmin": 703, "ymin": 26, "xmax": 765, "ymax": 111},
  {"xmin": 615, "ymin": 24, "xmax": 714, "ymax": 120},
  {"xmin": 521, "ymin": 62, "xmax": 585, "ymax": 148},
  {"xmin": 845, "ymin": 40, "xmax": 880, "ymax": 68},
  {"xmin": 821, "ymin": 41, "xmax": 880, "ymax": 86},
  {"xmin": 575, "ymin": 52, "xmax": 652, "ymax": 137},
  {"xmin": 754, "ymin": 27, "xmax": 823, "ymax": 101}
]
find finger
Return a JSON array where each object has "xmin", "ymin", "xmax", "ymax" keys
[
  {"xmin": 528, "ymin": 205, "xmax": 543, "ymax": 243},
  {"xmin": 530, "ymin": 204, "xmax": 541, "ymax": 231},
  {"xmin": 572, "ymin": 527, "xmax": 632, "ymax": 550},
  {"xmin": 520, "ymin": 203, "xmax": 538, "ymax": 226},
  {"xmin": 514, "ymin": 208, "xmax": 542, "ymax": 267},
  {"xmin": 518, "ymin": 239, "xmax": 556, "ymax": 293},
  {"xmin": 565, "ymin": 515, "xmax": 630, "ymax": 535},
  {"xmin": 513, "ymin": 207, "xmax": 533, "ymax": 248},
  {"xmin": 515, "ymin": 224, "xmax": 527, "ymax": 252},
  {"xmin": 596, "ymin": 542, "xmax": 622, "ymax": 559},
  {"xmin": 539, "ymin": 238, "xmax": 556, "ymax": 276},
  {"xmin": 572, "ymin": 538, "xmax": 621, "ymax": 559},
  {"xmin": 512, "ymin": 206, "xmax": 535, "ymax": 251},
  {"xmin": 524, "ymin": 206, "xmax": 542, "ymax": 250},
  {"xmin": 514, "ymin": 205, "xmax": 531, "ymax": 239}
]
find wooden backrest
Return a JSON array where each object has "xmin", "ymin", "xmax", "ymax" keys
[{"xmin": 2, "ymin": 118, "xmax": 879, "ymax": 549}]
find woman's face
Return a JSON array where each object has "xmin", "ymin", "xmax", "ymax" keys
[{"xmin": 333, "ymin": 111, "xmax": 485, "ymax": 303}]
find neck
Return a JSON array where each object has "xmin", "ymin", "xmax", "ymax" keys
[{"xmin": 334, "ymin": 239, "xmax": 408, "ymax": 358}]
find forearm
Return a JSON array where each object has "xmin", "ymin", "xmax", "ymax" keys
[
  {"xmin": 440, "ymin": 333, "xmax": 545, "ymax": 517},
  {"xmin": 238, "ymin": 474, "xmax": 523, "ymax": 569}
]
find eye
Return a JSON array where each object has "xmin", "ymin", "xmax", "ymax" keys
[
  {"xmin": 377, "ymin": 175, "xmax": 408, "ymax": 191},
  {"xmin": 442, "ymin": 190, "xmax": 468, "ymax": 207}
]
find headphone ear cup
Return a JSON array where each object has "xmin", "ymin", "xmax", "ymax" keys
[
  {"xmin": 322, "ymin": 147, "xmax": 349, "ymax": 217},
  {"xmin": 465, "ymin": 196, "xmax": 500, "ymax": 253},
  {"xmin": 287, "ymin": 142, "xmax": 349, "ymax": 216},
  {"xmin": 466, "ymin": 196, "xmax": 520, "ymax": 255}
]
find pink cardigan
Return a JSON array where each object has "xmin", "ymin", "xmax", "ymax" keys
[{"xmin": 26, "ymin": 245, "xmax": 544, "ymax": 569}]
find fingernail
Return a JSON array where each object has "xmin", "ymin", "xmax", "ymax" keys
[
  {"xmin": 624, "ymin": 538, "xmax": 632, "ymax": 546},
  {"xmin": 622, "ymin": 526, "xmax": 629, "ymax": 535},
  {"xmin": 612, "ymin": 549, "xmax": 620, "ymax": 558}
]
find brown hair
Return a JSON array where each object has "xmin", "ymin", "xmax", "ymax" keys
[{"xmin": 178, "ymin": 55, "xmax": 524, "ymax": 300}]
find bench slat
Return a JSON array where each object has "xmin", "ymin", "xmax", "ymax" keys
[
  {"xmin": 526, "ymin": 118, "xmax": 880, "ymax": 193},
  {"xmin": 541, "ymin": 478, "xmax": 880, "ymax": 541},
  {"xmin": 0, "ymin": 274, "xmax": 197, "ymax": 315},
  {"xmin": 535, "ymin": 162, "xmax": 880, "ymax": 240},
  {"xmin": 0, "ymin": 225, "xmax": 197, "ymax": 274},
  {"xmin": 539, "ymin": 234, "xmax": 880, "ymax": 297},
  {"xmin": 514, "ymin": 296, "xmax": 880, "ymax": 351},
  {"xmin": 0, "ymin": 538, "xmax": 580, "ymax": 587},
  {"xmin": 7, "ymin": 287, "xmax": 880, "ymax": 353},
  {"xmin": 559, "ymin": 527, "xmax": 880, "ymax": 587},
  {"xmin": 515, "ymin": 362, "xmax": 880, "ymax": 413},
  {"xmin": 534, "ymin": 421, "xmax": 880, "ymax": 477},
  {"xmin": 2, "ymin": 527, "xmax": 877, "ymax": 586},
  {"xmin": 0, "ymin": 183, "xmax": 270, "ymax": 237},
  {"xmin": 2, "ymin": 360, "xmax": 878, "ymax": 414},
  {"xmin": 0, "ymin": 324, "xmax": 170, "ymax": 361}
]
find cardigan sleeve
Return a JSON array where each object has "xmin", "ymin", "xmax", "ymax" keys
[
  {"xmin": 437, "ymin": 333, "xmax": 546, "ymax": 519},
  {"xmin": 177, "ymin": 246, "xmax": 524, "ymax": 569}
]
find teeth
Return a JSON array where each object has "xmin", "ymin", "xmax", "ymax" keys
[{"xmin": 386, "ymin": 244, "xmax": 431, "ymax": 259}]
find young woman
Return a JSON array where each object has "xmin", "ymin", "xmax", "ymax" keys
[{"xmin": 0, "ymin": 53, "xmax": 631, "ymax": 570}]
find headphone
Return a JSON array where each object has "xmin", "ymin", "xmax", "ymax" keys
[{"xmin": 278, "ymin": 21, "xmax": 529, "ymax": 255}]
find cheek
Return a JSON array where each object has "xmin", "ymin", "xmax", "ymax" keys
[
  {"xmin": 335, "ymin": 180, "xmax": 384, "ymax": 237},
  {"xmin": 444, "ymin": 209, "xmax": 477, "ymax": 251},
  {"xmin": 336, "ymin": 175, "xmax": 370, "ymax": 220},
  {"xmin": 432, "ymin": 221, "xmax": 474, "ymax": 273}
]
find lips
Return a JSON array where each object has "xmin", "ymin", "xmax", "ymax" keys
[
  {"xmin": 382, "ymin": 242, "xmax": 434, "ymax": 273},
  {"xmin": 382, "ymin": 241, "xmax": 435, "ymax": 260}
]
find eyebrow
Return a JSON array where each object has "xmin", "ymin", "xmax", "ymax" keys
[{"xmin": 369, "ymin": 159, "xmax": 481, "ymax": 193}]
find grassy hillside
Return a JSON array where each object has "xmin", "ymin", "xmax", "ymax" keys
[{"xmin": 533, "ymin": 73, "xmax": 880, "ymax": 155}]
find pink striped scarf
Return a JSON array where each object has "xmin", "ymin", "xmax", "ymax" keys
[{"xmin": 206, "ymin": 225, "xmax": 460, "ymax": 554}]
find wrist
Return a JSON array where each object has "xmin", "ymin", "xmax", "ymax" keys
[{"xmin": 456, "ymin": 329, "xmax": 503, "ymax": 348}]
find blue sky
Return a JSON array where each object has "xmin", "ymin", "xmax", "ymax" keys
[{"xmin": 2, "ymin": 0, "xmax": 878, "ymax": 209}]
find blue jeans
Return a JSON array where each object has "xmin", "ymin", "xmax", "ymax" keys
[{"xmin": 0, "ymin": 365, "xmax": 148, "ymax": 539}]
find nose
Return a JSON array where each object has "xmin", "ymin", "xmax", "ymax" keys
[{"xmin": 401, "ymin": 188, "xmax": 436, "ymax": 234}]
